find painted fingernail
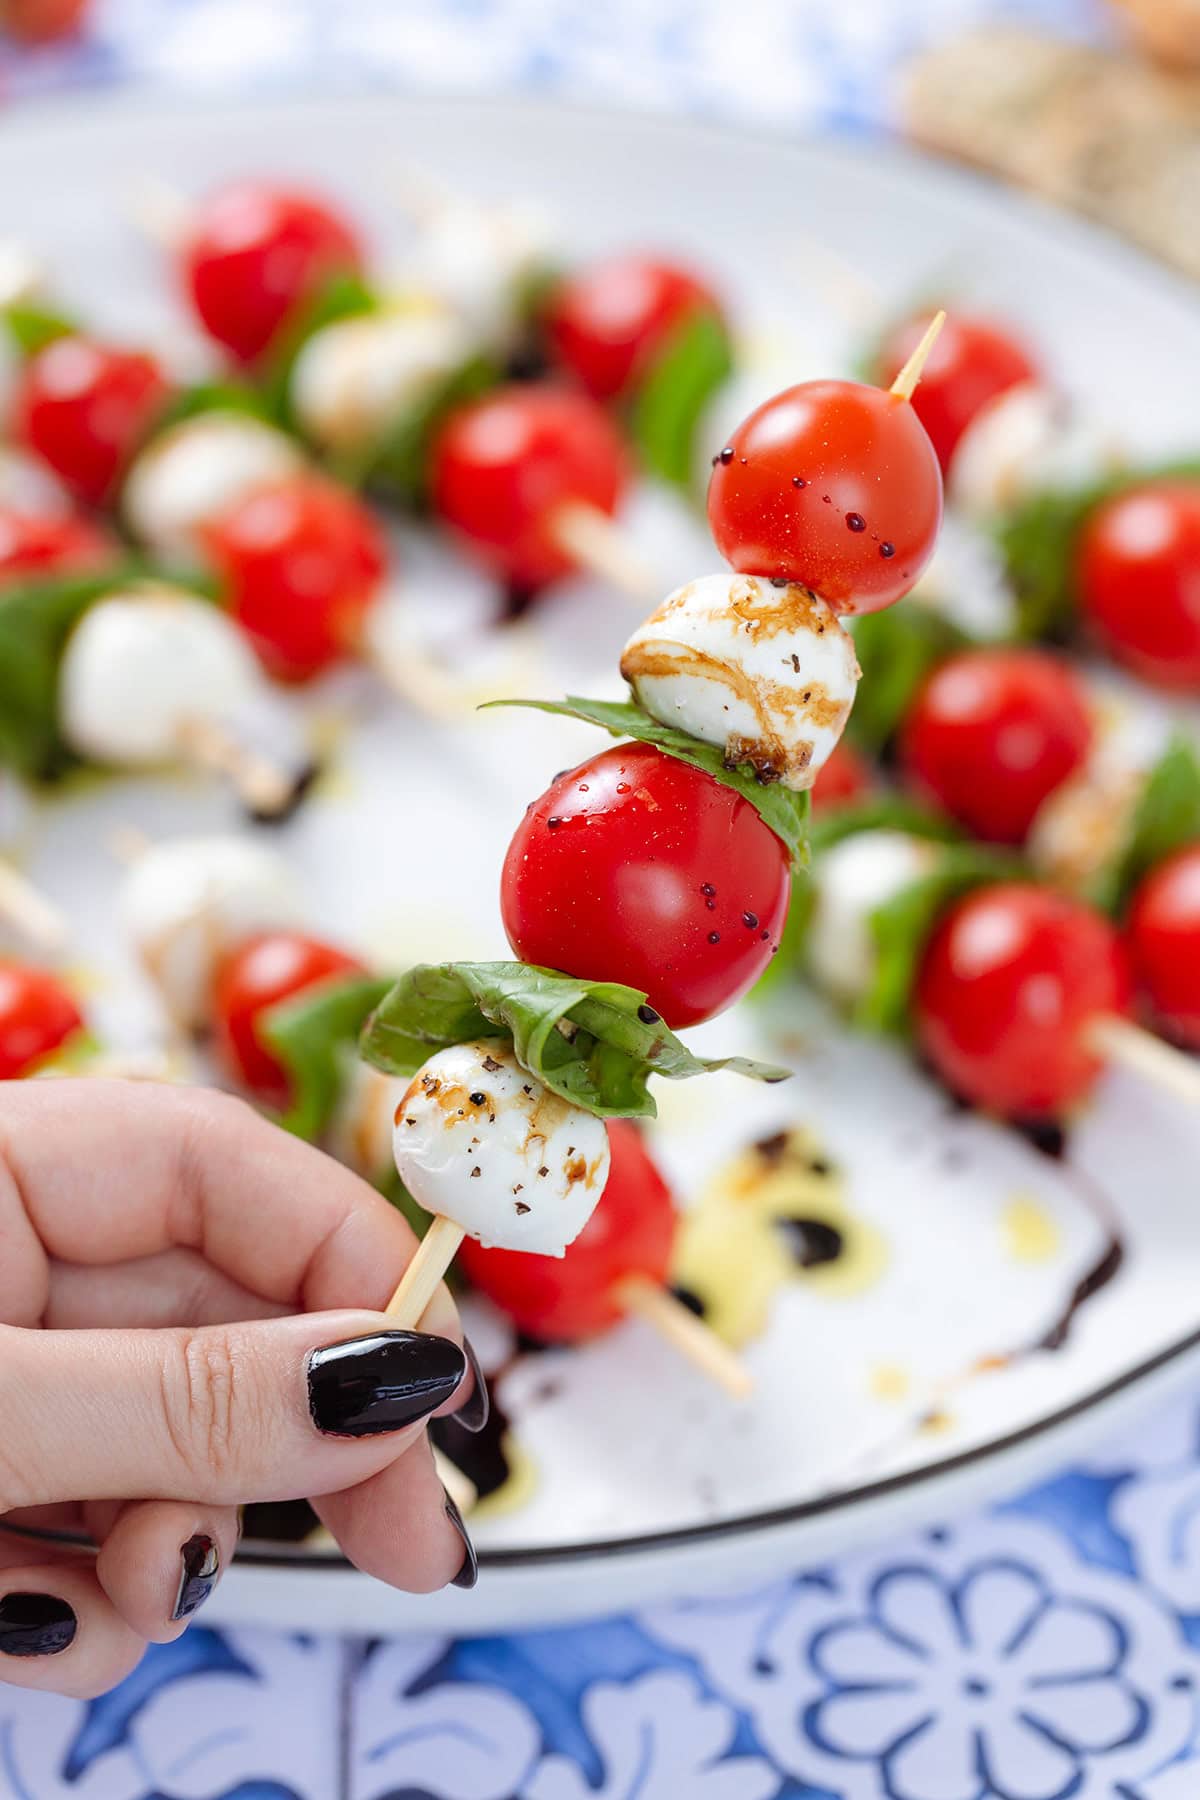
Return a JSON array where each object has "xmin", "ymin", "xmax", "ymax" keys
[
  {"xmin": 172, "ymin": 1534, "xmax": 220, "ymax": 1622},
  {"xmin": 456, "ymin": 1338, "xmax": 491, "ymax": 1434},
  {"xmin": 443, "ymin": 1490, "xmax": 479, "ymax": 1590},
  {"xmin": 308, "ymin": 1331, "xmax": 467, "ymax": 1439},
  {"xmin": 0, "ymin": 1593, "xmax": 77, "ymax": 1657}
]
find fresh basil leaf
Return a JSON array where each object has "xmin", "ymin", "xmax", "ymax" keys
[
  {"xmin": 482, "ymin": 694, "xmax": 811, "ymax": 867},
  {"xmin": 861, "ymin": 843, "xmax": 1026, "ymax": 1035},
  {"xmin": 260, "ymin": 269, "xmax": 379, "ymax": 425},
  {"xmin": 629, "ymin": 308, "xmax": 733, "ymax": 493},
  {"xmin": 262, "ymin": 973, "xmax": 394, "ymax": 1142},
  {"xmin": 149, "ymin": 382, "xmax": 278, "ymax": 436},
  {"xmin": 354, "ymin": 351, "xmax": 498, "ymax": 507},
  {"xmin": 996, "ymin": 460, "xmax": 1200, "ymax": 642},
  {"xmin": 2, "ymin": 300, "xmax": 77, "ymax": 356},
  {"xmin": 847, "ymin": 603, "xmax": 969, "ymax": 756},
  {"xmin": 1095, "ymin": 735, "xmax": 1200, "ymax": 915},
  {"xmin": 359, "ymin": 960, "xmax": 790, "ymax": 1120}
]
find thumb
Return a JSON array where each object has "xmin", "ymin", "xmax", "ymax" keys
[{"xmin": 0, "ymin": 1314, "xmax": 467, "ymax": 1510}]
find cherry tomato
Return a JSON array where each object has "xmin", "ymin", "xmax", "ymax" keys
[
  {"xmin": 0, "ymin": 962, "xmax": 83, "ymax": 1079},
  {"xmin": 1126, "ymin": 846, "xmax": 1200, "ymax": 1048},
  {"xmin": 14, "ymin": 339, "xmax": 169, "ymax": 509},
  {"xmin": 810, "ymin": 741, "xmax": 873, "ymax": 815},
  {"xmin": 501, "ymin": 743, "xmax": 791, "ymax": 1029},
  {"xmin": 182, "ymin": 183, "xmax": 363, "ymax": 366},
  {"xmin": 914, "ymin": 883, "xmax": 1130, "ymax": 1118},
  {"xmin": 431, "ymin": 384, "xmax": 629, "ymax": 591},
  {"xmin": 1076, "ymin": 482, "xmax": 1200, "ymax": 693},
  {"xmin": 0, "ymin": 0, "xmax": 88, "ymax": 40},
  {"xmin": 876, "ymin": 311, "xmax": 1039, "ymax": 472},
  {"xmin": 706, "ymin": 380, "xmax": 942, "ymax": 614},
  {"xmin": 213, "ymin": 931, "xmax": 365, "ymax": 1107},
  {"xmin": 458, "ymin": 1120, "xmax": 676, "ymax": 1340},
  {"xmin": 545, "ymin": 255, "xmax": 722, "ymax": 401},
  {"xmin": 901, "ymin": 649, "xmax": 1091, "ymax": 845},
  {"xmin": 205, "ymin": 474, "xmax": 386, "ymax": 682},
  {"xmin": 0, "ymin": 507, "xmax": 113, "ymax": 584}
]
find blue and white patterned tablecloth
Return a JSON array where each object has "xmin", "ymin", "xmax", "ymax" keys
[{"xmin": 8, "ymin": 4, "xmax": 1200, "ymax": 1796}]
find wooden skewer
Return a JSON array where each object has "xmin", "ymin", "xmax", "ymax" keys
[
  {"xmin": 359, "ymin": 627, "xmax": 481, "ymax": 723},
  {"xmin": 385, "ymin": 1214, "xmax": 466, "ymax": 1326},
  {"xmin": 0, "ymin": 861, "xmax": 67, "ymax": 955},
  {"xmin": 889, "ymin": 309, "xmax": 947, "ymax": 402},
  {"xmin": 433, "ymin": 1448, "xmax": 478, "ymax": 1516},
  {"xmin": 615, "ymin": 1274, "xmax": 752, "ymax": 1399},
  {"xmin": 549, "ymin": 502, "xmax": 661, "ymax": 606},
  {"xmin": 175, "ymin": 717, "xmax": 299, "ymax": 819},
  {"xmin": 1088, "ymin": 1014, "xmax": 1200, "ymax": 1108},
  {"xmin": 126, "ymin": 176, "xmax": 192, "ymax": 251}
]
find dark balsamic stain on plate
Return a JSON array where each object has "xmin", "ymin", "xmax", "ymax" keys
[
  {"xmin": 775, "ymin": 1216, "xmax": 845, "ymax": 1268},
  {"xmin": 1037, "ymin": 1235, "xmax": 1125, "ymax": 1352}
]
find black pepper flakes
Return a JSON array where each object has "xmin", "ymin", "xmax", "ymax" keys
[
  {"xmin": 538, "ymin": 1165, "xmax": 549, "ymax": 1178},
  {"xmin": 469, "ymin": 1092, "xmax": 486, "ymax": 1106},
  {"xmin": 482, "ymin": 1055, "xmax": 501, "ymax": 1073},
  {"xmin": 470, "ymin": 1167, "xmax": 481, "ymax": 1179},
  {"xmin": 515, "ymin": 1201, "xmax": 531, "ymax": 1215}
]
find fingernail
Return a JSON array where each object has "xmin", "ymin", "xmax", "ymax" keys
[
  {"xmin": 443, "ymin": 1490, "xmax": 479, "ymax": 1590},
  {"xmin": 172, "ymin": 1534, "xmax": 220, "ymax": 1622},
  {"xmin": 456, "ymin": 1338, "xmax": 491, "ymax": 1434},
  {"xmin": 308, "ymin": 1331, "xmax": 467, "ymax": 1439},
  {"xmin": 0, "ymin": 1593, "xmax": 77, "ymax": 1657}
]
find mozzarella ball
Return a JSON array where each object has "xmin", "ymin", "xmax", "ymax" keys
[
  {"xmin": 807, "ymin": 830, "xmax": 938, "ymax": 1005},
  {"xmin": 393, "ymin": 1041, "xmax": 610, "ymax": 1256},
  {"xmin": 290, "ymin": 310, "xmax": 472, "ymax": 455},
  {"xmin": 122, "ymin": 411, "xmax": 304, "ymax": 558},
  {"xmin": 329, "ymin": 1060, "xmax": 407, "ymax": 1177},
  {"xmin": 905, "ymin": 512, "xmax": 1019, "ymax": 640},
  {"xmin": 59, "ymin": 589, "xmax": 262, "ymax": 766},
  {"xmin": 950, "ymin": 383, "xmax": 1116, "ymax": 516},
  {"xmin": 1028, "ymin": 705, "xmax": 1168, "ymax": 892},
  {"xmin": 119, "ymin": 834, "xmax": 303, "ymax": 1028},
  {"xmin": 393, "ymin": 199, "xmax": 552, "ymax": 344},
  {"xmin": 620, "ymin": 573, "xmax": 860, "ymax": 790}
]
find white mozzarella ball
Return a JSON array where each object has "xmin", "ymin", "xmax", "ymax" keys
[
  {"xmin": 807, "ymin": 830, "xmax": 939, "ymax": 1005},
  {"xmin": 122, "ymin": 412, "xmax": 304, "ymax": 558},
  {"xmin": 395, "ymin": 199, "xmax": 552, "ymax": 344},
  {"xmin": 1028, "ymin": 706, "xmax": 1168, "ymax": 892},
  {"xmin": 329, "ymin": 1060, "xmax": 407, "ymax": 1178},
  {"xmin": 290, "ymin": 310, "xmax": 472, "ymax": 454},
  {"xmin": 119, "ymin": 834, "xmax": 303, "ymax": 1028},
  {"xmin": 59, "ymin": 589, "xmax": 262, "ymax": 766},
  {"xmin": 950, "ymin": 383, "xmax": 1116, "ymax": 516},
  {"xmin": 620, "ymin": 573, "xmax": 860, "ymax": 791},
  {"xmin": 393, "ymin": 1041, "xmax": 611, "ymax": 1257},
  {"xmin": 905, "ymin": 512, "xmax": 1019, "ymax": 640}
]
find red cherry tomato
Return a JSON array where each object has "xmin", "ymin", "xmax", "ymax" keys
[
  {"xmin": 501, "ymin": 742, "xmax": 791, "ymax": 1029},
  {"xmin": 876, "ymin": 311, "xmax": 1039, "ymax": 472},
  {"xmin": 1076, "ymin": 482, "xmax": 1200, "ymax": 693},
  {"xmin": 0, "ymin": 507, "xmax": 114, "ymax": 584},
  {"xmin": 1, "ymin": 0, "xmax": 88, "ymax": 38},
  {"xmin": 458, "ymin": 1120, "xmax": 676, "ymax": 1340},
  {"xmin": 810, "ymin": 741, "xmax": 873, "ymax": 815},
  {"xmin": 545, "ymin": 255, "xmax": 722, "ymax": 401},
  {"xmin": 901, "ymin": 649, "xmax": 1092, "ymax": 845},
  {"xmin": 431, "ymin": 384, "xmax": 629, "ymax": 591},
  {"xmin": 205, "ymin": 474, "xmax": 386, "ymax": 682},
  {"xmin": 213, "ymin": 931, "xmax": 365, "ymax": 1107},
  {"xmin": 706, "ymin": 380, "xmax": 942, "ymax": 614},
  {"xmin": 14, "ymin": 339, "xmax": 169, "ymax": 509},
  {"xmin": 0, "ymin": 962, "xmax": 83, "ymax": 1079},
  {"xmin": 182, "ymin": 183, "xmax": 363, "ymax": 366},
  {"xmin": 914, "ymin": 883, "xmax": 1130, "ymax": 1119},
  {"xmin": 1126, "ymin": 846, "xmax": 1200, "ymax": 1049}
]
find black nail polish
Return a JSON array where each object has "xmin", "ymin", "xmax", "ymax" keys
[
  {"xmin": 0, "ymin": 1593, "xmax": 77, "ymax": 1657},
  {"xmin": 308, "ymin": 1331, "xmax": 467, "ymax": 1439},
  {"xmin": 456, "ymin": 1338, "xmax": 491, "ymax": 1434},
  {"xmin": 443, "ymin": 1490, "xmax": 478, "ymax": 1590},
  {"xmin": 172, "ymin": 1535, "xmax": 220, "ymax": 1621}
]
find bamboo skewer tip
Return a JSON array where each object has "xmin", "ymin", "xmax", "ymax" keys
[{"xmin": 889, "ymin": 308, "xmax": 947, "ymax": 402}]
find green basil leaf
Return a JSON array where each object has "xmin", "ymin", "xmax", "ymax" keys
[
  {"xmin": 1094, "ymin": 735, "xmax": 1200, "ymax": 915},
  {"xmin": 628, "ymin": 308, "xmax": 734, "ymax": 493},
  {"xmin": 847, "ymin": 603, "xmax": 970, "ymax": 756},
  {"xmin": 482, "ymin": 694, "xmax": 811, "ymax": 867},
  {"xmin": 260, "ymin": 269, "xmax": 379, "ymax": 426},
  {"xmin": 861, "ymin": 842, "xmax": 1027, "ymax": 1034},
  {"xmin": 262, "ymin": 973, "xmax": 394, "ymax": 1142},
  {"xmin": 2, "ymin": 300, "xmax": 77, "ymax": 356},
  {"xmin": 359, "ymin": 960, "xmax": 790, "ymax": 1120},
  {"xmin": 353, "ymin": 351, "xmax": 498, "ymax": 507},
  {"xmin": 996, "ymin": 460, "xmax": 1200, "ymax": 642},
  {"xmin": 149, "ymin": 382, "xmax": 278, "ymax": 437}
]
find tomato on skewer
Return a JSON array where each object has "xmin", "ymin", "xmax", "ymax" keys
[
  {"xmin": 0, "ymin": 962, "xmax": 84, "ymax": 1079},
  {"xmin": 501, "ymin": 742, "xmax": 790, "ymax": 1030},
  {"xmin": 810, "ymin": 740, "xmax": 873, "ymax": 815},
  {"xmin": 15, "ymin": 339, "xmax": 170, "ymax": 509},
  {"xmin": 545, "ymin": 254, "xmax": 723, "ymax": 402},
  {"xmin": 0, "ymin": 506, "xmax": 114, "ymax": 583},
  {"xmin": 213, "ymin": 930, "xmax": 365, "ymax": 1107},
  {"xmin": 181, "ymin": 182, "xmax": 364, "ymax": 365},
  {"xmin": 1077, "ymin": 481, "xmax": 1200, "ymax": 693},
  {"xmin": 458, "ymin": 1120, "xmax": 676, "ymax": 1340},
  {"xmin": 875, "ymin": 310, "xmax": 1039, "ymax": 473},
  {"xmin": 901, "ymin": 648, "xmax": 1092, "ymax": 845},
  {"xmin": 1126, "ymin": 846, "xmax": 1200, "ymax": 1049}
]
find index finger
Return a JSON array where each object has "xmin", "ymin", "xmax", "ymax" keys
[{"xmin": 0, "ymin": 1080, "xmax": 447, "ymax": 1325}]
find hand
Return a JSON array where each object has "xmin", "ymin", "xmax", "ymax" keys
[{"xmin": 0, "ymin": 1079, "xmax": 484, "ymax": 1698}]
